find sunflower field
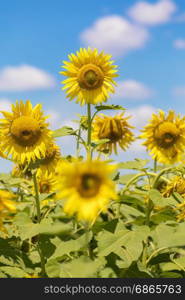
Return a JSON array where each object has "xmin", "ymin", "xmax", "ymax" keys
[{"xmin": 1, "ymin": 47, "xmax": 185, "ymax": 279}]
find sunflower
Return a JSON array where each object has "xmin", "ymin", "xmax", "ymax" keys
[
  {"xmin": 0, "ymin": 190, "xmax": 16, "ymax": 213},
  {"xmin": 0, "ymin": 100, "xmax": 53, "ymax": 164},
  {"xmin": 141, "ymin": 110, "xmax": 185, "ymax": 164},
  {"xmin": 38, "ymin": 143, "xmax": 61, "ymax": 174},
  {"xmin": 60, "ymin": 47, "xmax": 118, "ymax": 105},
  {"xmin": 56, "ymin": 160, "xmax": 117, "ymax": 222},
  {"xmin": 162, "ymin": 176, "xmax": 185, "ymax": 198},
  {"xmin": 37, "ymin": 171, "xmax": 57, "ymax": 195},
  {"xmin": 0, "ymin": 190, "xmax": 16, "ymax": 233},
  {"xmin": 92, "ymin": 113, "xmax": 134, "ymax": 154}
]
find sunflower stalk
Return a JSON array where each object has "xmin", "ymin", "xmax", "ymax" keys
[
  {"xmin": 87, "ymin": 103, "xmax": 92, "ymax": 159},
  {"xmin": 32, "ymin": 171, "xmax": 46, "ymax": 277},
  {"xmin": 154, "ymin": 157, "xmax": 157, "ymax": 173}
]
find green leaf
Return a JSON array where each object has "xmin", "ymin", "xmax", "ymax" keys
[
  {"xmin": 91, "ymin": 139, "xmax": 110, "ymax": 148},
  {"xmin": 95, "ymin": 104, "xmax": 125, "ymax": 112},
  {"xmin": 97, "ymin": 226, "xmax": 149, "ymax": 267},
  {"xmin": 51, "ymin": 232, "xmax": 93, "ymax": 259},
  {"xmin": 152, "ymin": 223, "xmax": 185, "ymax": 248},
  {"xmin": 15, "ymin": 217, "xmax": 72, "ymax": 240},
  {"xmin": 149, "ymin": 189, "xmax": 177, "ymax": 207},
  {"xmin": 119, "ymin": 159, "xmax": 149, "ymax": 170},
  {"xmin": 119, "ymin": 174, "xmax": 137, "ymax": 185},
  {"xmin": 45, "ymin": 259, "xmax": 61, "ymax": 277},
  {"xmin": 46, "ymin": 257, "xmax": 105, "ymax": 278},
  {"xmin": 119, "ymin": 204, "xmax": 144, "ymax": 219},
  {"xmin": 52, "ymin": 126, "xmax": 76, "ymax": 138},
  {"xmin": 0, "ymin": 266, "xmax": 27, "ymax": 278},
  {"xmin": 159, "ymin": 271, "xmax": 183, "ymax": 278}
]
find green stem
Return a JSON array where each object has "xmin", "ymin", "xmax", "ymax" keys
[
  {"xmin": 33, "ymin": 172, "xmax": 41, "ymax": 223},
  {"xmin": 146, "ymin": 247, "xmax": 168, "ymax": 266},
  {"xmin": 152, "ymin": 167, "xmax": 174, "ymax": 189},
  {"xmin": 33, "ymin": 172, "xmax": 46, "ymax": 277},
  {"xmin": 76, "ymin": 125, "xmax": 81, "ymax": 157},
  {"xmin": 154, "ymin": 158, "xmax": 157, "ymax": 173},
  {"xmin": 122, "ymin": 171, "xmax": 170, "ymax": 194},
  {"xmin": 87, "ymin": 103, "xmax": 92, "ymax": 159},
  {"xmin": 145, "ymin": 198, "xmax": 152, "ymax": 226}
]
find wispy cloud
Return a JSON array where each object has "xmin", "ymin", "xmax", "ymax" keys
[
  {"xmin": 112, "ymin": 80, "xmax": 153, "ymax": 100},
  {"xmin": 80, "ymin": 15, "xmax": 149, "ymax": 57},
  {"xmin": 126, "ymin": 105, "xmax": 157, "ymax": 130},
  {"xmin": 128, "ymin": 0, "xmax": 177, "ymax": 26},
  {"xmin": 173, "ymin": 39, "xmax": 185, "ymax": 49},
  {"xmin": 0, "ymin": 65, "xmax": 55, "ymax": 91},
  {"xmin": 0, "ymin": 98, "xmax": 12, "ymax": 111}
]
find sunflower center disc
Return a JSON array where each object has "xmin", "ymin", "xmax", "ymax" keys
[
  {"xmin": 11, "ymin": 116, "xmax": 41, "ymax": 146},
  {"xmin": 78, "ymin": 173, "xmax": 101, "ymax": 198},
  {"xmin": 154, "ymin": 122, "xmax": 180, "ymax": 149},
  {"xmin": 40, "ymin": 182, "xmax": 50, "ymax": 194},
  {"xmin": 78, "ymin": 64, "xmax": 104, "ymax": 90}
]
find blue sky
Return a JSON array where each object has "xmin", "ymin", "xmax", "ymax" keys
[{"xmin": 0, "ymin": 0, "xmax": 185, "ymax": 170}]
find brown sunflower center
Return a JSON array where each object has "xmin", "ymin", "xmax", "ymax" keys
[
  {"xmin": 11, "ymin": 116, "xmax": 41, "ymax": 147},
  {"xmin": 78, "ymin": 64, "xmax": 104, "ymax": 90},
  {"xmin": 99, "ymin": 119, "xmax": 123, "ymax": 142},
  {"xmin": 39, "ymin": 182, "xmax": 51, "ymax": 194},
  {"xmin": 154, "ymin": 122, "xmax": 180, "ymax": 149},
  {"xmin": 78, "ymin": 173, "xmax": 101, "ymax": 198}
]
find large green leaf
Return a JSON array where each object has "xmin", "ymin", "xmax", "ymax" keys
[
  {"xmin": 46, "ymin": 257, "xmax": 105, "ymax": 278},
  {"xmin": 50, "ymin": 232, "xmax": 93, "ymax": 259},
  {"xmin": 0, "ymin": 266, "xmax": 27, "ymax": 278},
  {"xmin": 52, "ymin": 126, "xmax": 76, "ymax": 138},
  {"xmin": 97, "ymin": 226, "xmax": 149, "ymax": 267},
  {"xmin": 15, "ymin": 215, "xmax": 72, "ymax": 240},
  {"xmin": 149, "ymin": 189, "xmax": 177, "ymax": 207},
  {"xmin": 119, "ymin": 159, "xmax": 149, "ymax": 170},
  {"xmin": 152, "ymin": 223, "xmax": 185, "ymax": 248}
]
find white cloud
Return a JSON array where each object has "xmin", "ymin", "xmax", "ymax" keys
[
  {"xmin": 80, "ymin": 15, "xmax": 149, "ymax": 57},
  {"xmin": 0, "ymin": 98, "xmax": 12, "ymax": 111},
  {"xmin": 0, "ymin": 65, "xmax": 55, "ymax": 91},
  {"xmin": 113, "ymin": 80, "xmax": 153, "ymax": 100},
  {"xmin": 128, "ymin": 0, "xmax": 177, "ymax": 26},
  {"xmin": 126, "ymin": 105, "xmax": 157, "ymax": 129},
  {"xmin": 173, "ymin": 86, "xmax": 185, "ymax": 97},
  {"xmin": 46, "ymin": 110, "xmax": 61, "ymax": 129},
  {"xmin": 173, "ymin": 39, "xmax": 185, "ymax": 49},
  {"xmin": 128, "ymin": 139, "xmax": 146, "ymax": 154}
]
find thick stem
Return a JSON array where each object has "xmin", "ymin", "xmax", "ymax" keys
[
  {"xmin": 33, "ymin": 172, "xmax": 46, "ymax": 277},
  {"xmin": 76, "ymin": 125, "xmax": 81, "ymax": 157},
  {"xmin": 152, "ymin": 167, "xmax": 174, "ymax": 189},
  {"xmin": 33, "ymin": 172, "xmax": 41, "ymax": 223},
  {"xmin": 122, "ymin": 171, "xmax": 169, "ymax": 194},
  {"xmin": 87, "ymin": 103, "xmax": 92, "ymax": 159},
  {"xmin": 154, "ymin": 157, "xmax": 157, "ymax": 173}
]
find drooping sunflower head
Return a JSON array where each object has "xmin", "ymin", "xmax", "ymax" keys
[
  {"xmin": 92, "ymin": 113, "xmax": 134, "ymax": 154},
  {"xmin": 56, "ymin": 160, "xmax": 117, "ymax": 222},
  {"xmin": 162, "ymin": 175, "xmax": 185, "ymax": 198},
  {"xmin": 60, "ymin": 48, "xmax": 118, "ymax": 105},
  {"xmin": 38, "ymin": 143, "xmax": 61, "ymax": 174},
  {"xmin": 141, "ymin": 110, "xmax": 185, "ymax": 164},
  {"xmin": 0, "ymin": 100, "xmax": 53, "ymax": 164}
]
